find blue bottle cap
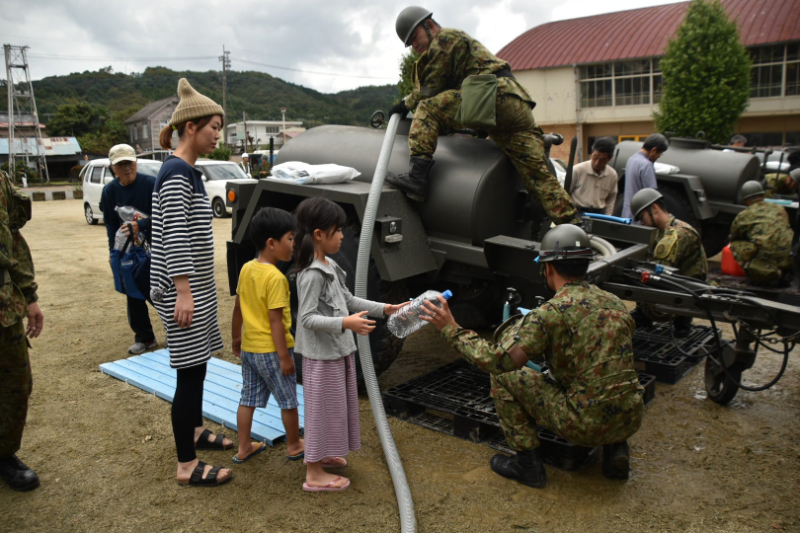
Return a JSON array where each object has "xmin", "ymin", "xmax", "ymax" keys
[{"xmin": 442, "ymin": 290, "xmax": 453, "ymax": 299}]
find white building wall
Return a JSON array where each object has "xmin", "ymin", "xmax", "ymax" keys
[{"xmin": 514, "ymin": 67, "xmax": 577, "ymax": 124}]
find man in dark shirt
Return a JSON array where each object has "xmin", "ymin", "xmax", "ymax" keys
[{"xmin": 99, "ymin": 144, "xmax": 158, "ymax": 354}]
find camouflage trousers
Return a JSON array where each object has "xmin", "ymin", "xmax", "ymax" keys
[
  {"xmin": 408, "ymin": 89, "xmax": 578, "ymax": 225},
  {"xmin": 0, "ymin": 320, "xmax": 32, "ymax": 458},
  {"xmin": 490, "ymin": 367, "xmax": 643, "ymax": 451},
  {"xmin": 730, "ymin": 241, "xmax": 792, "ymax": 285}
]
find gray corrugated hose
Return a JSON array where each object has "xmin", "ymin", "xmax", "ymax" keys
[{"xmin": 354, "ymin": 113, "xmax": 417, "ymax": 532}]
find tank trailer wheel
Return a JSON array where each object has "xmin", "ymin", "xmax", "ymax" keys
[
  {"xmin": 370, "ymin": 110, "xmax": 386, "ymax": 129},
  {"xmin": 704, "ymin": 356, "xmax": 741, "ymax": 405}
]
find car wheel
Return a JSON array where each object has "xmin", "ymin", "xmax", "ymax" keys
[
  {"xmin": 85, "ymin": 203, "xmax": 98, "ymax": 225},
  {"xmin": 212, "ymin": 197, "xmax": 227, "ymax": 218}
]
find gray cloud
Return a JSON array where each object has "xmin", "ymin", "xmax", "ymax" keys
[{"xmin": 0, "ymin": 0, "xmax": 683, "ymax": 93}]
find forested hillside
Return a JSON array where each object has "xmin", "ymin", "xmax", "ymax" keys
[{"xmin": 33, "ymin": 66, "xmax": 398, "ymax": 126}]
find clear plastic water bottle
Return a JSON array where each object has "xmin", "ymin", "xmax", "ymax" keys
[{"xmin": 387, "ymin": 290, "xmax": 453, "ymax": 338}]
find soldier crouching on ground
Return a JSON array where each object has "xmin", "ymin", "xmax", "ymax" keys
[
  {"xmin": 386, "ymin": 6, "xmax": 579, "ymax": 226},
  {"xmin": 629, "ymin": 187, "xmax": 708, "ymax": 337},
  {"xmin": 730, "ymin": 181, "xmax": 793, "ymax": 285},
  {"xmin": 0, "ymin": 169, "xmax": 44, "ymax": 491},
  {"xmin": 420, "ymin": 225, "xmax": 644, "ymax": 488}
]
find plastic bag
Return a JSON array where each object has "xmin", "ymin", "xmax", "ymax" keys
[{"xmin": 269, "ymin": 161, "xmax": 360, "ymax": 185}]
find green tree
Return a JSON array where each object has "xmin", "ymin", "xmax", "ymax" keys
[
  {"xmin": 206, "ymin": 145, "xmax": 232, "ymax": 161},
  {"xmin": 47, "ymin": 102, "xmax": 100, "ymax": 137},
  {"xmin": 396, "ymin": 50, "xmax": 419, "ymax": 103},
  {"xmin": 654, "ymin": 0, "xmax": 751, "ymax": 143}
]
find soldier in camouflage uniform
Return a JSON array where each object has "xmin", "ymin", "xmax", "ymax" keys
[
  {"xmin": 730, "ymin": 181, "xmax": 793, "ymax": 285},
  {"xmin": 387, "ymin": 7, "xmax": 578, "ymax": 225},
  {"xmin": 0, "ymin": 169, "xmax": 43, "ymax": 491},
  {"xmin": 631, "ymin": 188, "xmax": 708, "ymax": 281},
  {"xmin": 421, "ymin": 225, "xmax": 644, "ymax": 488},
  {"xmin": 763, "ymin": 168, "xmax": 799, "ymax": 199}
]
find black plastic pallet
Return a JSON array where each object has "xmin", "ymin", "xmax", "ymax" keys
[
  {"xmin": 383, "ymin": 360, "xmax": 655, "ymax": 470},
  {"xmin": 632, "ymin": 324, "xmax": 716, "ymax": 384}
]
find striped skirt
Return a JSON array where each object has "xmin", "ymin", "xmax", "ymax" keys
[{"xmin": 302, "ymin": 353, "xmax": 361, "ymax": 463}]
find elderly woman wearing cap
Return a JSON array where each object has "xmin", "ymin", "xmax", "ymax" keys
[
  {"xmin": 151, "ymin": 79, "xmax": 232, "ymax": 487},
  {"xmin": 99, "ymin": 144, "xmax": 158, "ymax": 355}
]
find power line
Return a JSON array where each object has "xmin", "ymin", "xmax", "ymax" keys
[
  {"xmin": 234, "ymin": 57, "xmax": 396, "ymax": 80},
  {"xmin": 28, "ymin": 53, "xmax": 216, "ymax": 62}
]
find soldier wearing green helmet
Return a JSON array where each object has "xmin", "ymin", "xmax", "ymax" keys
[
  {"xmin": 630, "ymin": 187, "xmax": 707, "ymax": 335},
  {"xmin": 419, "ymin": 224, "xmax": 644, "ymax": 488},
  {"xmin": 387, "ymin": 6, "xmax": 579, "ymax": 227},
  {"xmin": 729, "ymin": 180, "xmax": 793, "ymax": 285}
]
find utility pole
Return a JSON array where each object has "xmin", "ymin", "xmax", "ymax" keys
[
  {"xmin": 218, "ymin": 45, "xmax": 230, "ymax": 146},
  {"xmin": 243, "ymin": 111, "xmax": 247, "ymax": 154},
  {"xmin": 4, "ymin": 44, "xmax": 49, "ymax": 183}
]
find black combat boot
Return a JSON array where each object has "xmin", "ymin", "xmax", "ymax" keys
[
  {"xmin": 489, "ymin": 449, "xmax": 547, "ymax": 488},
  {"xmin": 0, "ymin": 455, "xmax": 40, "ymax": 491},
  {"xmin": 602, "ymin": 441, "xmax": 630, "ymax": 480},
  {"xmin": 386, "ymin": 157, "xmax": 435, "ymax": 202}
]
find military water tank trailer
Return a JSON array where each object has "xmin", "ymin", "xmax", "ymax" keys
[{"xmin": 225, "ymin": 118, "xmax": 800, "ymax": 406}]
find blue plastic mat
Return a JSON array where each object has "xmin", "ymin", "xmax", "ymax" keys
[{"xmin": 99, "ymin": 349, "xmax": 304, "ymax": 446}]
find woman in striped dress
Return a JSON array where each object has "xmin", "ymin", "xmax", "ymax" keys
[
  {"xmin": 293, "ymin": 198, "xmax": 407, "ymax": 492},
  {"xmin": 151, "ymin": 79, "xmax": 232, "ymax": 487}
]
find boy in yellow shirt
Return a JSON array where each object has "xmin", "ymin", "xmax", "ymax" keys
[{"xmin": 231, "ymin": 207, "xmax": 303, "ymax": 463}]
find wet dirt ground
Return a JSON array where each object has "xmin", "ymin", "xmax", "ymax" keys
[{"xmin": 2, "ymin": 199, "xmax": 799, "ymax": 532}]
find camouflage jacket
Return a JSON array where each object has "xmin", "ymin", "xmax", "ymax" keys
[
  {"xmin": 730, "ymin": 200, "xmax": 792, "ymax": 257},
  {"xmin": 404, "ymin": 28, "xmax": 534, "ymax": 111},
  {"xmin": 653, "ymin": 216, "xmax": 708, "ymax": 280},
  {"xmin": 0, "ymin": 170, "xmax": 37, "ymax": 328},
  {"xmin": 763, "ymin": 173, "xmax": 796, "ymax": 199},
  {"xmin": 442, "ymin": 281, "xmax": 642, "ymax": 401}
]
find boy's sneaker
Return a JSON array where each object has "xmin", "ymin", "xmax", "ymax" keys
[{"xmin": 129, "ymin": 340, "xmax": 158, "ymax": 355}]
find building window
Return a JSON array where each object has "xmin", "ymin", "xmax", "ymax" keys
[
  {"xmin": 142, "ymin": 123, "xmax": 149, "ymax": 139},
  {"xmin": 749, "ymin": 42, "xmax": 800, "ymax": 98},
  {"xmin": 580, "ymin": 59, "xmax": 661, "ymax": 108},
  {"xmin": 160, "ymin": 120, "xmax": 168, "ymax": 130}
]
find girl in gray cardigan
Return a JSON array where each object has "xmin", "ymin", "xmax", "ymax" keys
[{"xmin": 294, "ymin": 197, "xmax": 406, "ymax": 492}]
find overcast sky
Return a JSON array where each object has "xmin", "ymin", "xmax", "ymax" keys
[{"xmin": 1, "ymin": 0, "xmax": 686, "ymax": 95}]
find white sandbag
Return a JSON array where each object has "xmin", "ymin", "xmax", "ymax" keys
[{"xmin": 269, "ymin": 161, "xmax": 361, "ymax": 185}]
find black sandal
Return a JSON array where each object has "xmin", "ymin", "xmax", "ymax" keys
[
  {"xmin": 195, "ymin": 428, "xmax": 233, "ymax": 450},
  {"xmin": 177, "ymin": 461, "xmax": 232, "ymax": 487}
]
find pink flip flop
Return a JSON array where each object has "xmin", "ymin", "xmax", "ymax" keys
[
  {"xmin": 303, "ymin": 476, "xmax": 350, "ymax": 492},
  {"xmin": 321, "ymin": 457, "xmax": 347, "ymax": 469}
]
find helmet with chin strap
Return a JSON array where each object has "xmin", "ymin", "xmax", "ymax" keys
[
  {"xmin": 396, "ymin": 6, "xmax": 433, "ymax": 46},
  {"xmin": 630, "ymin": 188, "xmax": 663, "ymax": 222},
  {"xmin": 536, "ymin": 224, "xmax": 593, "ymax": 263}
]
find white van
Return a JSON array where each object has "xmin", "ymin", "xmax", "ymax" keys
[
  {"xmin": 195, "ymin": 160, "xmax": 252, "ymax": 217},
  {"xmin": 80, "ymin": 158, "xmax": 162, "ymax": 225}
]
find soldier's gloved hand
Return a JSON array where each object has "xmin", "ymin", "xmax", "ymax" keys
[{"xmin": 389, "ymin": 101, "xmax": 410, "ymax": 118}]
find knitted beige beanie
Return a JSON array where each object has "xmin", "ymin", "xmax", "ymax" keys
[{"xmin": 168, "ymin": 78, "xmax": 224, "ymax": 127}]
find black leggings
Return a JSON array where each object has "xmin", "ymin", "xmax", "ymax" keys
[{"xmin": 172, "ymin": 363, "xmax": 206, "ymax": 463}]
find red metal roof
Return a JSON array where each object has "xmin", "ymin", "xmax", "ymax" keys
[{"xmin": 498, "ymin": 0, "xmax": 800, "ymax": 70}]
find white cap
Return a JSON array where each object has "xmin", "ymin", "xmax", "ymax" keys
[
  {"xmin": 791, "ymin": 168, "xmax": 800, "ymax": 184},
  {"xmin": 242, "ymin": 152, "xmax": 249, "ymax": 158},
  {"xmin": 108, "ymin": 144, "xmax": 137, "ymax": 165}
]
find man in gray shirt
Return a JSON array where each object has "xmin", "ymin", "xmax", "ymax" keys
[{"xmin": 621, "ymin": 134, "xmax": 668, "ymax": 219}]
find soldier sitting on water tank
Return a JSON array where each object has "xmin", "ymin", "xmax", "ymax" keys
[
  {"xmin": 730, "ymin": 181, "xmax": 793, "ymax": 285},
  {"xmin": 630, "ymin": 188, "xmax": 708, "ymax": 337},
  {"xmin": 419, "ymin": 225, "xmax": 645, "ymax": 488},
  {"xmin": 385, "ymin": 6, "xmax": 579, "ymax": 226}
]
